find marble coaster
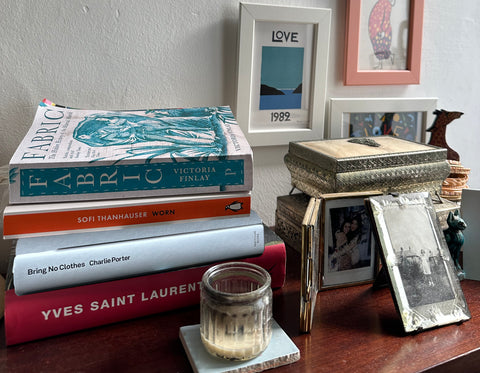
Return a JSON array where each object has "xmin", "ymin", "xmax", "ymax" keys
[{"xmin": 179, "ymin": 319, "xmax": 300, "ymax": 373}]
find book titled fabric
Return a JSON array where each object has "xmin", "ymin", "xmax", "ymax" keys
[
  {"xmin": 9, "ymin": 100, "xmax": 253, "ymax": 204},
  {"xmin": 4, "ymin": 231, "xmax": 286, "ymax": 346},
  {"xmin": 13, "ymin": 212, "xmax": 264, "ymax": 295},
  {"xmin": 3, "ymin": 191, "xmax": 251, "ymax": 238}
]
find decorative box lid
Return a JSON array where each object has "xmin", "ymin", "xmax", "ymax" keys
[{"xmin": 288, "ymin": 136, "xmax": 447, "ymax": 173}]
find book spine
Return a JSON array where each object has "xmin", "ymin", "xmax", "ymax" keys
[
  {"xmin": 10, "ymin": 158, "xmax": 252, "ymax": 204},
  {"xmin": 3, "ymin": 195, "xmax": 251, "ymax": 238},
  {"xmin": 5, "ymin": 242, "xmax": 286, "ymax": 346},
  {"xmin": 13, "ymin": 223, "xmax": 264, "ymax": 295}
]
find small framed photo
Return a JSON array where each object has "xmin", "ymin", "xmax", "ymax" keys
[
  {"xmin": 344, "ymin": 0, "xmax": 424, "ymax": 85},
  {"xmin": 236, "ymin": 3, "xmax": 331, "ymax": 146},
  {"xmin": 328, "ymin": 97, "xmax": 437, "ymax": 142},
  {"xmin": 320, "ymin": 191, "xmax": 381, "ymax": 291},
  {"xmin": 366, "ymin": 192, "xmax": 471, "ymax": 333}
]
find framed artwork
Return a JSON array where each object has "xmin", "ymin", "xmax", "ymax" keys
[
  {"xmin": 461, "ymin": 189, "xmax": 480, "ymax": 281},
  {"xmin": 236, "ymin": 3, "xmax": 331, "ymax": 146},
  {"xmin": 366, "ymin": 192, "xmax": 470, "ymax": 333},
  {"xmin": 328, "ymin": 97, "xmax": 437, "ymax": 142},
  {"xmin": 344, "ymin": 0, "xmax": 424, "ymax": 85}
]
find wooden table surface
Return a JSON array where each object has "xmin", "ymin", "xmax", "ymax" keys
[{"xmin": 1, "ymin": 246, "xmax": 480, "ymax": 372}]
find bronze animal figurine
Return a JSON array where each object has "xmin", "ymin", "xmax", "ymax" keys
[
  {"xmin": 443, "ymin": 209, "xmax": 467, "ymax": 279},
  {"xmin": 427, "ymin": 109, "xmax": 463, "ymax": 161}
]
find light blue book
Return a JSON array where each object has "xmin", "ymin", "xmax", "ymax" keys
[
  {"xmin": 13, "ymin": 212, "xmax": 264, "ymax": 295},
  {"xmin": 9, "ymin": 100, "xmax": 253, "ymax": 204}
]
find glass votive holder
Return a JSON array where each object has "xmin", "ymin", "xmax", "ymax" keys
[{"xmin": 200, "ymin": 262, "xmax": 272, "ymax": 361}]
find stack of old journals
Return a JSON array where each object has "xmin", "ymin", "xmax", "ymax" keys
[
  {"xmin": 2, "ymin": 99, "xmax": 287, "ymax": 346},
  {"xmin": 276, "ymin": 136, "xmax": 452, "ymax": 251}
]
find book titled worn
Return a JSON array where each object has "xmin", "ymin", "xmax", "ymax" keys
[
  {"xmin": 3, "ymin": 191, "xmax": 251, "ymax": 238},
  {"xmin": 285, "ymin": 136, "xmax": 451, "ymax": 197},
  {"xmin": 5, "ymin": 228, "xmax": 286, "ymax": 346},
  {"xmin": 13, "ymin": 212, "xmax": 264, "ymax": 295},
  {"xmin": 9, "ymin": 100, "xmax": 253, "ymax": 204}
]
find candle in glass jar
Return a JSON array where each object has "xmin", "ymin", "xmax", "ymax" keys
[{"xmin": 200, "ymin": 262, "xmax": 272, "ymax": 361}]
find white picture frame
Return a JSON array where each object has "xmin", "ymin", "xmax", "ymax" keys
[
  {"xmin": 236, "ymin": 3, "xmax": 331, "ymax": 147},
  {"xmin": 328, "ymin": 97, "xmax": 438, "ymax": 142},
  {"xmin": 321, "ymin": 192, "xmax": 380, "ymax": 290}
]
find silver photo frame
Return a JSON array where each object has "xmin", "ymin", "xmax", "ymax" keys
[{"xmin": 367, "ymin": 192, "xmax": 470, "ymax": 333}]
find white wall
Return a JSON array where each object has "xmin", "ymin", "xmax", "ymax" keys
[{"xmin": 1, "ymin": 0, "xmax": 479, "ymax": 231}]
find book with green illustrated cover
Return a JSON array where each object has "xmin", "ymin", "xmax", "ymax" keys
[{"xmin": 9, "ymin": 100, "xmax": 253, "ymax": 204}]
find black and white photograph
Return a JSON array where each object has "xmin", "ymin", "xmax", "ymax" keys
[
  {"xmin": 385, "ymin": 204, "xmax": 455, "ymax": 308},
  {"xmin": 367, "ymin": 192, "xmax": 471, "ymax": 333}
]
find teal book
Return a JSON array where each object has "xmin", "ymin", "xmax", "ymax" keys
[{"xmin": 9, "ymin": 100, "xmax": 253, "ymax": 204}]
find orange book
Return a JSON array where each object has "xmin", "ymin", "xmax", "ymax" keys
[{"xmin": 3, "ymin": 192, "xmax": 250, "ymax": 238}]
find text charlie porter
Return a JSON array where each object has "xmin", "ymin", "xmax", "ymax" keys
[{"xmin": 27, "ymin": 255, "xmax": 131, "ymax": 275}]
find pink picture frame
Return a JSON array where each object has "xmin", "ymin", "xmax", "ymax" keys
[{"xmin": 344, "ymin": 0, "xmax": 424, "ymax": 85}]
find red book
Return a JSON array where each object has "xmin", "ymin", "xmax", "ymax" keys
[{"xmin": 4, "ymin": 233, "xmax": 286, "ymax": 346}]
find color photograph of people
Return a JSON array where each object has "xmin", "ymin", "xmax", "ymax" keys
[{"xmin": 328, "ymin": 205, "xmax": 372, "ymax": 272}]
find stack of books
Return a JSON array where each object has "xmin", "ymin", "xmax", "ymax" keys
[{"xmin": 2, "ymin": 100, "xmax": 287, "ymax": 345}]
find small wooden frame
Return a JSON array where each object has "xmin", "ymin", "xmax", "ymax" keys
[{"xmin": 344, "ymin": 0, "xmax": 424, "ymax": 85}]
